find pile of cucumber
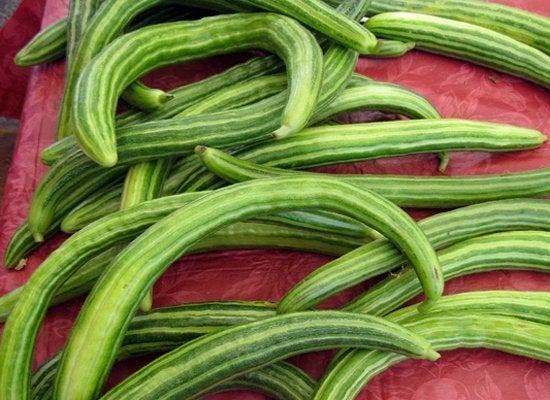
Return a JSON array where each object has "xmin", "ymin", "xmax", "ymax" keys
[{"xmin": 1, "ymin": 0, "xmax": 548, "ymax": 399}]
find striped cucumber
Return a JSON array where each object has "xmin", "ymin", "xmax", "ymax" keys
[
  {"xmin": 36, "ymin": 360, "xmax": 314, "ymax": 400},
  {"xmin": 323, "ymin": 0, "xmax": 550, "ymax": 54},
  {"xmin": 171, "ymin": 76, "xmax": 442, "ymax": 193},
  {"xmin": 313, "ymin": 293, "xmax": 550, "ymax": 399},
  {"xmin": 40, "ymin": 55, "xmax": 285, "ymax": 165},
  {"xmin": 53, "ymin": 0, "xmax": 374, "ymax": 141},
  {"xmin": 48, "ymin": 176, "xmax": 440, "ymax": 400},
  {"xmin": 62, "ymin": 184, "xmax": 378, "ymax": 238},
  {"xmin": 28, "ymin": 118, "xmax": 545, "ymax": 240},
  {"xmin": 196, "ymin": 146, "xmax": 550, "ymax": 208},
  {"xmin": 27, "ymin": 33, "xmax": 364, "ymax": 240},
  {"xmin": 344, "ymin": 230, "xmax": 550, "ymax": 315},
  {"xmin": 0, "ymin": 176, "xmax": 441, "ymax": 400},
  {"xmin": 365, "ymin": 12, "xmax": 550, "ymax": 87},
  {"xmin": 29, "ymin": 302, "xmax": 316, "ymax": 400},
  {"xmin": 14, "ymin": 18, "xmax": 67, "ymax": 66},
  {"xmin": 310, "ymin": 76, "xmax": 441, "ymax": 122},
  {"xmin": 178, "ymin": 117, "xmax": 544, "ymax": 192},
  {"xmin": 388, "ymin": 290, "xmax": 550, "ymax": 326},
  {"xmin": 72, "ymin": 13, "xmax": 323, "ymax": 166},
  {"xmin": 99, "ymin": 311, "xmax": 438, "ymax": 400},
  {"xmin": 30, "ymin": 301, "xmax": 277, "ymax": 399},
  {"xmin": 222, "ymin": 119, "xmax": 546, "ymax": 170},
  {"xmin": 277, "ymin": 198, "xmax": 550, "ymax": 313},
  {"xmin": 1, "ymin": 222, "xmax": 364, "ymax": 323},
  {"xmin": 366, "ymin": 0, "xmax": 550, "ymax": 55}
]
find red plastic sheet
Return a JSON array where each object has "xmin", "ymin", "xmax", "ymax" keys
[{"xmin": 0, "ymin": 0, "xmax": 549, "ymax": 398}]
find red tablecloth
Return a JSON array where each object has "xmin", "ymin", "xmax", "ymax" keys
[{"xmin": 0, "ymin": 1, "xmax": 549, "ymax": 398}]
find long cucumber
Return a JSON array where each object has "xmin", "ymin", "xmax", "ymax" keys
[
  {"xmin": 48, "ymin": 176, "xmax": 440, "ymax": 399},
  {"xmin": 365, "ymin": 12, "xmax": 550, "ymax": 87},
  {"xmin": 196, "ymin": 146, "xmax": 550, "ymax": 208},
  {"xmin": 276, "ymin": 199, "xmax": 550, "ymax": 313},
  {"xmin": 365, "ymin": 0, "xmax": 550, "ymax": 55},
  {"xmin": 29, "ymin": 301, "xmax": 316, "ymax": 400},
  {"xmin": 344, "ymin": 230, "xmax": 550, "ymax": 314},
  {"xmin": 40, "ymin": 55, "xmax": 285, "ymax": 165},
  {"xmin": 230, "ymin": 119, "xmax": 546, "ymax": 170},
  {"xmin": 72, "ymin": 13, "xmax": 323, "ymax": 166},
  {"xmin": 313, "ymin": 293, "xmax": 550, "ymax": 399},
  {"xmin": 171, "ymin": 76, "xmax": 443, "ymax": 192},
  {"xmin": 53, "ymin": 0, "xmax": 375, "ymax": 141},
  {"xmin": 99, "ymin": 311, "xmax": 438, "ymax": 400},
  {"xmin": 0, "ymin": 176, "xmax": 441, "ymax": 400},
  {"xmin": 30, "ymin": 300, "xmax": 278, "ymax": 399},
  {"xmin": 27, "ymin": 118, "xmax": 545, "ymax": 241},
  {"xmin": 0, "ymin": 220, "xmax": 365, "ymax": 323},
  {"xmin": 323, "ymin": 0, "xmax": 550, "ymax": 54},
  {"xmin": 26, "ymin": 35, "xmax": 363, "ymax": 241}
]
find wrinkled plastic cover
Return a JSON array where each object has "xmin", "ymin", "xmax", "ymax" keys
[{"xmin": 0, "ymin": 0, "xmax": 549, "ymax": 398}]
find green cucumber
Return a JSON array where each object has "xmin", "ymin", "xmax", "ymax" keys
[
  {"xmin": 365, "ymin": 12, "xmax": 550, "ymax": 87},
  {"xmin": 39, "ymin": 55, "xmax": 285, "ymax": 165},
  {"xmin": 100, "ymin": 311, "xmax": 438, "ymax": 400},
  {"xmin": 277, "ymin": 199, "xmax": 550, "ymax": 313},
  {"xmin": 72, "ymin": 13, "xmax": 323, "ymax": 166},
  {"xmin": 0, "ymin": 222, "xmax": 364, "ymax": 323},
  {"xmin": 313, "ymin": 292, "xmax": 550, "ymax": 399},
  {"xmin": 54, "ymin": 0, "xmax": 375, "ymax": 140},
  {"xmin": 344, "ymin": 230, "xmax": 550, "ymax": 314},
  {"xmin": 28, "ymin": 118, "xmax": 544, "ymax": 241},
  {"xmin": 0, "ymin": 176, "xmax": 441, "ymax": 400},
  {"xmin": 196, "ymin": 146, "xmax": 550, "ymax": 208},
  {"xmin": 30, "ymin": 301, "xmax": 278, "ymax": 399},
  {"xmin": 46, "ymin": 176, "xmax": 440, "ymax": 399},
  {"xmin": 366, "ymin": 0, "xmax": 550, "ymax": 55}
]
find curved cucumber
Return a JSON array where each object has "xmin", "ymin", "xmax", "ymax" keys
[
  {"xmin": 344, "ymin": 230, "xmax": 550, "ymax": 314},
  {"xmin": 48, "ymin": 176, "xmax": 440, "ymax": 399},
  {"xmin": 72, "ymin": 13, "xmax": 323, "ymax": 166},
  {"xmin": 100, "ymin": 311, "xmax": 437, "ymax": 400},
  {"xmin": 313, "ymin": 293, "xmax": 550, "ymax": 399},
  {"xmin": 277, "ymin": 199, "xmax": 550, "ymax": 313}
]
